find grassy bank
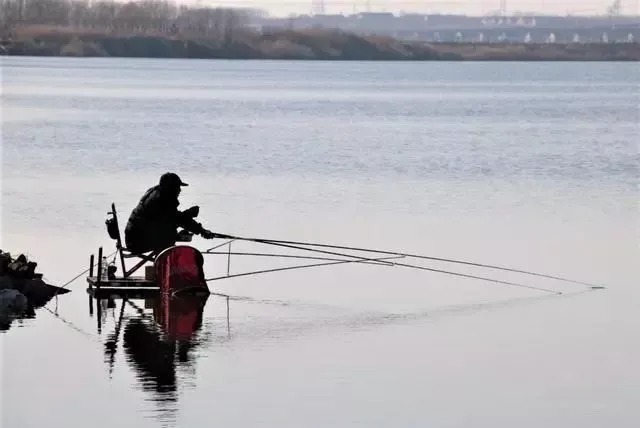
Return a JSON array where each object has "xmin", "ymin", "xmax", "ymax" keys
[{"xmin": 2, "ymin": 25, "xmax": 639, "ymax": 61}]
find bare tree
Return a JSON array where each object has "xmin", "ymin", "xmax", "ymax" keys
[
  {"xmin": 0, "ymin": 0, "xmax": 23, "ymax": 37},
  {"xmin": 1, "ymin": 0, "xmax": 252, "ymax": 39}
]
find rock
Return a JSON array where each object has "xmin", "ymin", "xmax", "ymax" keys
[
  {"xmin": 0, "ymin": 276, "xmax": 69, "ymax": 308},
  {"xmin": 0, "ymin": 251, "xmax": 10, "ymax": 275},
  {"xmin": 0, "ymin": 250, "xmax": 71, "ymax": 331},
  {"xmin": 0, "ymin": 289, "xmax": 29, "ymax": 330},
  {"xmin": 0, "ymin": 289, "xmax": 28, "ymax": 313},
  {"xmin": 0, "ymin": 250, "xmax": 69, "ymax": 308}
]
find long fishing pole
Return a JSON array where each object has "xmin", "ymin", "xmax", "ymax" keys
[
  {"xmin": 205, "ymin": 255, "xmax": 403, "ymax": 282},
  {"xmin": 210, "ymin": 233, "xmax": 603, "ymax": 289},
  {"xmin": 209, "ymin": 237, "xmax": 401, "ymax": 268},
  {"xmin": 203, "ymin": 250, "xmax": 400, "ymax": 266},
  {"xmin": 209, "ymin": 234, "xmax": 562, "ymax": 294}
]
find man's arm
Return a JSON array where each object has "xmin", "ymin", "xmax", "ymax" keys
[
  {"xmin": 176, "ymin": 211, "xmax": 205, "ymax": 234},
  {"xmin": 176, "ymin": 210, "xmax": 217, "ymax": 239}
]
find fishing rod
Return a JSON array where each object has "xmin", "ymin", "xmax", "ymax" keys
[
  {"xmin": 206, "ymin": 235, "xmax": 562, "ymax": 294},
  {"xmin": 208, "ymin": 233, "xmax": 603, "ymax": 290},
  {"xmin": 202, "ymin": 250, "xmax": 400, "ymax": 266},
  {"xmin": 259, "ymin": 240, "xmax": 559, "ymax": 294},
  {"xmin": 205, "ymin": 255, "xmax": 403, "ymax": 282}
]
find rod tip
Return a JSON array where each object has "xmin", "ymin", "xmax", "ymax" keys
[{"xmin": 591, "ymin": 286, "xmax": 606, "ymax": 290}]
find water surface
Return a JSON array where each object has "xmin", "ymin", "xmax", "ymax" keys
[{"xmin": 1, "ymin": 58, "xmax": 638, "ymax": 427}]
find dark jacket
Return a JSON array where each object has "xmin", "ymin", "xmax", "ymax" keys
[{"xmin": 125, "ymin": 185, "xmax": 203, "ymax": 254}]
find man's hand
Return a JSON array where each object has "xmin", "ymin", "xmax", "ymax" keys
[
  {"xmin": 201, "ymin": 229, "xmax": 216, "ymax": 239},
  {"xmin": 184, "ymin": 205, "xmax": 200, "ymax": 218},
  {"xmin": 201, "ymin": 230, "xmax": 234, "ymax": 240}
]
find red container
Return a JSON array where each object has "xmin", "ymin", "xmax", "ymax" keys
[{"xmin": 154, "ymin": 245, "xmax": 209, "ymax": 296}]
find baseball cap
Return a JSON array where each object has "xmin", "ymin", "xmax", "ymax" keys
[{"xmin": 159, "ymin": 172, "xmax": 188, "ymax": 187}]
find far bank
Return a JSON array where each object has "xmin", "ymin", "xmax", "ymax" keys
[{"xmin": 2, "ymin": 27, "xmax": 639, "ymax": 61}]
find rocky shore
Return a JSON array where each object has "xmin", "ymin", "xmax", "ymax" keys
[{"xmin": 0, "ymin": 251, "xmax": 70, "ymax": 330}]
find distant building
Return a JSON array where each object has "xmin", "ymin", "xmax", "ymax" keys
[{"xmin": 253, "ymin": 12, "xmax": 640, "ymax": 44}]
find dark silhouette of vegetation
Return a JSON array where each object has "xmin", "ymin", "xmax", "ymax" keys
[{"xmin": 0, "ymin": 0, "xmax": 255, "ymax": 42}]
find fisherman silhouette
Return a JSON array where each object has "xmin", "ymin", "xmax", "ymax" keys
[{"xmin": 124, "ymin": 173, "xmax": 216, "ymax": 254}]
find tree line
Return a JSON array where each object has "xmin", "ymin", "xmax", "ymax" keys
[{"xmin": 0, "ymin": 0, "xmax": 263, "ymax": 41}]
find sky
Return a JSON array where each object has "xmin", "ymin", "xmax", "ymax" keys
[{"xmin": 185, "ymin": 0, "xmax": 639, "ymax": 17}]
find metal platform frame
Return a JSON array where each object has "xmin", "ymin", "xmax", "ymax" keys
[{"xmin": 87, "ymin": 203, "xmax": 162, "ymax": 303}]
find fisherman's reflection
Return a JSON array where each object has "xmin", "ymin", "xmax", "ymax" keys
[{"xmin": 105, "ymin": 294, "xmax": 209, "ymax": 401}]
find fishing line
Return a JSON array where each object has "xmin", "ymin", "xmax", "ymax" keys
[
  {"xmin": 54, "ymin": 250, "xmax": 118, "ymax": 291},
  {"xmin": 40, "ymin": 305, "xmax": 100, "ymax": 342},
  {"xmin": 37, "ymin": 251, "xmax": 120, "ymax": 341}
]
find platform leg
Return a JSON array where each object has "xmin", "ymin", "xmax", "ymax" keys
[
  {"xmin": 97, "ymin": 247, "xmax": 103, "ymax": 295},
  {"xmin": 97, "ymin": 299, "xmax": 102, "ymax": 334}
]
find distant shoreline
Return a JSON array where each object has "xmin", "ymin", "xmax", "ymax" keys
[{"xmin": 2, "ymin": 27, "xmax": 639, "ymax": 62}]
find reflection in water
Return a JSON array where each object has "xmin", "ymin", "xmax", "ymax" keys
[
  {"xmin": 0, "ymin": 302, "xmax": 35, "ymax": 331},
  {"xmin": 99, "ymin": 293, "xmax": 217, "ymax": 418},
  {"xmin": 0, "ymin": 277, "xmax": 71, "ymax": 332}
]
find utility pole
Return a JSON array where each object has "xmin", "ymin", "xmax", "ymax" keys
[
  {"xmin": 606, "ymin": 0, "xmax": 622, "ymax": 16},
  {"xmin": 312, "ymin": 0, "xmax": 326, "ymax": 15}
]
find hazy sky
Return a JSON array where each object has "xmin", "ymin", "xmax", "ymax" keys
[{"xmin": 187, "ymin": 0, "xmax": 639, "ymax": 17}]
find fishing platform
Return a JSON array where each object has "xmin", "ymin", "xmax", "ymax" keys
[{"xmin": 86, "ymin": 203, "xmax": 211, "ymax": 300}]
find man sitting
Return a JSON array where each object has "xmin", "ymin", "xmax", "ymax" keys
[{"xmin": 125, "ymin": 173, "xmax": 216, "ymax": 254}]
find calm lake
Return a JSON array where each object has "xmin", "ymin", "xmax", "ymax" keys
[{"xmin": 1, "ymin": 58, "xmax": 638, "ymax": 427}]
